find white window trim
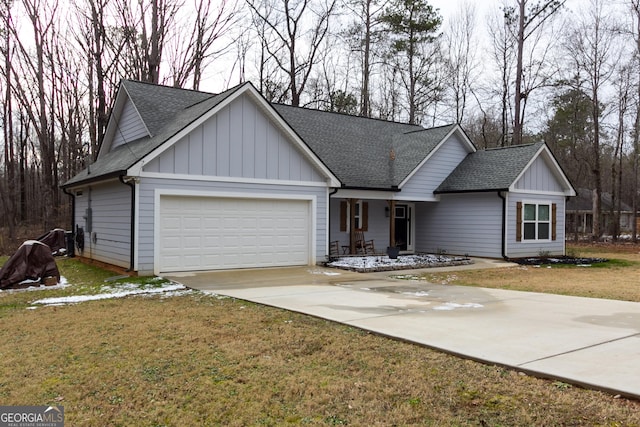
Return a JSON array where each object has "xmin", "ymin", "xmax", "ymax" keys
[
  {"xmin": 346, "ymin": 200, "xmax": 363, "ymax": 232},
  {"xmin": 522, "ymin": 201, "xmax": 552, "ymax": 242}
]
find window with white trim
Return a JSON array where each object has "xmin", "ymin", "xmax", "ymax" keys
[
  {"xmin": 353, "ymin": 201, "xmax": 362, "ymax": 230},
  {"xmin": 523, "ymin": 203, "xmax": 551, "ymax": 240}
]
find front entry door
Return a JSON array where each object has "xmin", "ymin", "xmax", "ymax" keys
[{"xmin": 394, "ymin": 203, "xmax": 414, "ymax": 252}]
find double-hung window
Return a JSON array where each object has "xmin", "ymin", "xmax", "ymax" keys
[{"xmin": 523, "ymin": 203, "xmax": 551, "ymax": 240}]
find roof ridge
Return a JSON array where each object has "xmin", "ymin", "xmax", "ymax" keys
[
  {"xmin": 123, "ymin": 79, "xmax": 216, "ymax": 96},
  {"xmin": 183, "ymin": 83, "xmax": 248, "ymax": 110},
  {"xmin": 403, "ymin": 123, "xmax": 456, "ymax": 135},
  {"xmin": 272, "ymin": 102, "xmax": 423, "ymax": 127},
  {"xmin": 482, "ymin": 141, "xmax": 542, "ymax": 151}
]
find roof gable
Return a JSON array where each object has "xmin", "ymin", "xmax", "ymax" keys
[
  {"xmin": 436, "ymin": 142, "xmax": 575, "ymax": 196},
  {"xmin": 273, "ymin": 105, "xmax": 458, "ymax": 189},
  {"xmin": 100, "ymin": 80, "xmax": 213, "ymax": 158},
  {"xmin": 141, "ymin": 92, "xmax": 329, "ymax": 183}
]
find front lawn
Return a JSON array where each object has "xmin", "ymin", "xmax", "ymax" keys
[
  {"xmin": 0, "ymin": 252, "xmax": 639, "ymax": 425},
  {"xmin": 423, "ymin": 243, "xmax": 640, "ymax": 302}
]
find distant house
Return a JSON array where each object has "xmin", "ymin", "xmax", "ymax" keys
[
  {"xmin": 62, "ymin": 80, "xmax": 576, "ymax": 275},
  {"xmin": 566, "ymin": 188, "xmax": 637, "ymax": 237}
]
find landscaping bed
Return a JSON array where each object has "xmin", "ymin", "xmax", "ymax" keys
[
  {"xmin": 513, "ymin": 256, "xmax": 608, "ymax": 266},
  {"xmin": 327, "ymin": 253, "xmax": 473, "ymax": 272}
]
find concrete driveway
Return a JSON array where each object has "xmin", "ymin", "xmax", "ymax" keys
[{"xmin": 167, "ymin": 260, "xmax": 640, "ymax": 399}]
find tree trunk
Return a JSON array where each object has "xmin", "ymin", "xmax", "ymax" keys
[{"xmin": 512, "ymin": 0, "xmax": 526, "ymax": 146}]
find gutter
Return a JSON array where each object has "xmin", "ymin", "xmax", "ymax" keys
[
  {"xmin": 498, "ymin": 191, "xmax": 508, "ymax": 260},
  {"xmin": 119, "ymin": 175, "xmax": 136, "ymax": 272},
  {"xmin": 62, "ymin": 170, "xmax": 127, "ymax": 189},
  {"xmin": 434, "ymin": 187, "xmax": 509, "ymax": 195},
  {"xmin": 339, "ymin": 184, "xmax": 401, "ymax": 192}
]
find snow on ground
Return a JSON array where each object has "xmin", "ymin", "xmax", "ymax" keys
[
  {"xmin": 0, "ymin": 276, "xmax": 70, "ymax": 293},
  {"xmin": 30, "ymin": 280, "xmax": 189, "ymax": 307},
  {"xmin": 327, "ymin": 254, "xmax": 472, "ymax": 272},
  {"xmin": 433, "ymin": 302, "xmax": 484, "ymax": 311}
]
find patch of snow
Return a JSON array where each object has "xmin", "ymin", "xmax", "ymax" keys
[
  {"xmin": 308, "ymin": 269, "xmax": 341, "ymax": 276},
  {"xmin": 1, "ymin": 277, "xmax": 70, "ymax": 293},
  {"xmin": 432, "ymin": 302, "xmax": 483, "ymax": 311},
  {"xmin": 31, "ymin": 282, "xmax": 186, "ymax": 306},
  {"xmin": 328, "ymin": 254, "xmax": 471, "ymax": 272},
  {"xmin": 402, "ymin": 291, "xmax": 430, "ymax": 297},
  {"xmin": 392, "ymin": 274, "xmax": 424, "ymax": 281}
]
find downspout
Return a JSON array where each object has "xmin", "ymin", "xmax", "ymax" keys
[
  {"xmin": 328, "ymin": 187, "xmax": 339, "ymax": 253},
  {"xmin": 62, "ymin": 186, "xmax": 75, "ymax": 257},
  {"xmin": 119, "ymin": 175, "xmax": 136, "ymax": 272},
  {"xmin": 498, "ymin": 191, "xmax": 508, "ymax": 260}
]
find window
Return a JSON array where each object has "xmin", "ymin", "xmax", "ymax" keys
[
  {"xmin": 523, "ymin": 203, "xmax": 551, "ymax": 240},
  {"xmin": 354, "ymin": 201, "xmax": 362, "ymax": 229},
  {"xmin": 339, "ymin": 200, "xmax": 368, "ymax": 232}
]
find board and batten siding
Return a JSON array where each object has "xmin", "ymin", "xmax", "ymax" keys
[
  {"xmin": 136, "ymin": 178, "xmax": 328, "ymax": 275},
  {"xmin": 415, "ymin": 193, "xmax": 503, "ymax": 257},
  {"xmin": 72, "ymin": 180, "xmax": 132, "ymax": 268},
  {"xmin": 400, "ymin": 133, "xmax": 472, "ymax": 200},
  {"xmin": 142, "ymin": 94, "xmax": 325, "ymax": 183},
  {"xmin": 111, "ymin": 97, "xmax": 148, "ymax": 150},
  {"xmin": 513, "ymin": 156, "xmax": 563, "ymax": 192},
  {"xmin": 506, "ymin": 192, "xmax": 566, "ymax": 257}
]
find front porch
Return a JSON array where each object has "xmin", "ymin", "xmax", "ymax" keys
[{"xmin": 329, "ymin": 198, "xmax": 423, "ymax": 256}]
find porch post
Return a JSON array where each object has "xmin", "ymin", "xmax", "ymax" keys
[
  {"xmin": 349, "ymin": 198, "xmax": 357, "ymax": 254},
  {"xmin": 388, "ymin": 200, "xmax": 396, "ymax": 248}
]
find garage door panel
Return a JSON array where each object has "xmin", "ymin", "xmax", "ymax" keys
[{"xmin": 159, "ymin": 196, "xmax": 311, "ymax": 272}]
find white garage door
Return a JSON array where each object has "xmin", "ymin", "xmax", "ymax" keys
[{"xmin": 158, "ymin": 195, "xmax": 311, "ymax": 272}]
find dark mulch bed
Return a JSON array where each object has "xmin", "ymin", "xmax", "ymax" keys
[{"xmin": 512, "ymin": 256, "xmax": 608, "ymax": 266}]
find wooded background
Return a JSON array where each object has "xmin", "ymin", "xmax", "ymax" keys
[{"xmin": 1, "ymin": 0, "xmax": 638, "ymax": 246}]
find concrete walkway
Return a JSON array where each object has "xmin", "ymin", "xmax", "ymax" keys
[{"xmin": 167, "ymin": 259, "xmax": 640, "ymax": 399}]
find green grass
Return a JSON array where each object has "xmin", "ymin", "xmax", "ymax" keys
[{"xmin": 1, "ymin": 252, "xmax": 639, "ymax": 425}]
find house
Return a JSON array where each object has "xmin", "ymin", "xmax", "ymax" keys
[
  {"xmin": 62, "ymin": 80, "xmax": 576, "ymax": 275},
  {"xmin": 566, "ymin": 188, "xmax": 637, "ymax": 237}
]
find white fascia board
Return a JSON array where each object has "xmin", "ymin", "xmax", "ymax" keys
[
  {"xmin": 509, "ymin": 145, "xmax": 577, "ymax": 196},
  {"xmin": 329, "ymin": 189, "xmax": 439, "ymax": 201},
  {"xmin": 99, "ymin": 83, "xmax": 150, "ymax": 159},
  {"xmin": 398, "ymin": 125, "xmax": 476, "ymax": 189}
]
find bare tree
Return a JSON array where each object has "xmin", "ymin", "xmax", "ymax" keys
[
  {"xmin": 247, "ymin": 0, "xmax": 337, "ymax": 107},
  {"xmin": 168, "ymin": 0, "xmax": 239, "ymax": 90},
  {"xmin": 9, "ymin": 0, "xmax": 60, "ymax": 226},
  {"xmin": 630, "ymin": 0, "xmax": 640, "ymax": 241},
  {"xmin": 442, "ymin": 1, "xmax": 478, "ymax": 124},
  {"xmin": 610, "ymin": 64, "xmax": 632, "ymax": 240},
  {"xmin": 487, "ymin": 5, "xmax": 516, "ymax": 146},
  {"xmin": 0, "ymin": 0, "xmax": 16, "ymax": 237},
  {"xmin": 343, "ymin": 0, "xmax": 387, "ymax": 117},
  {"xmin": 506, "ymin": 0, "xmax": 565, "ymax": 146},
  {"xmin": 565, "ymin": 0, "xmax": 618, "ymax": 239}
]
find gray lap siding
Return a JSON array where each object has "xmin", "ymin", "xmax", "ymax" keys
[
  {"xmin": 72, "ymin": 180, "xmax": 132, "ymax": 268},
  {"xmin": 415, "ymin": 193, "xmax": 503, "ymax": 258},
  {"xmin": 506, "ymin": 192, "xmax": 566, "ymax": 257}
]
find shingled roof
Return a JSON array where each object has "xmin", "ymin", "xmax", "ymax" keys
[
  {"xmin": 65, "ymin": 80, "xmax": 553, "ymax": 195},
  {"xmin": 65, "ymin": 80, "xmax": 242, "ymax": 187},
  {"xmin": 273, "ymin": 104, "xmax": 457, "ymax": 188},
  {"xmin": 121, "ymin": 80, "xmax": 214, "ymax": 137},
  {"xmin": 435, "ymin": 142, "xmax": 544, "ymax": 193}
]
